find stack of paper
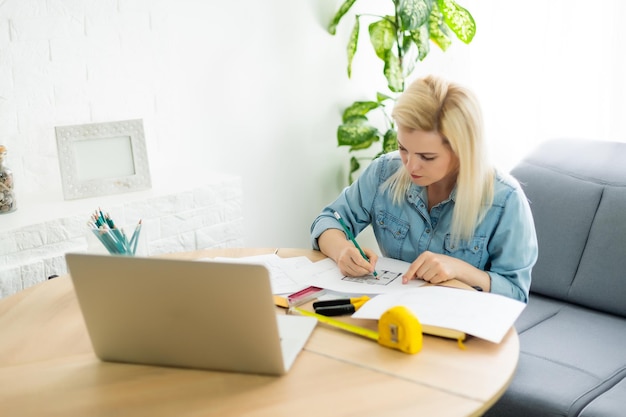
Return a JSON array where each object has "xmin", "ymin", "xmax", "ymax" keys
[{"xmin": 353, "ymin": 286, "xmax": 525, "ymax": 344}]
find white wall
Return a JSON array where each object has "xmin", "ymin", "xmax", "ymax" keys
[{"xmin": 1, "ymin": 0, "xmax": 625, "ymax": 251}]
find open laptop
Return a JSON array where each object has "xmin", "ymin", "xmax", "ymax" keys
[{"xmin": 65, "ymin": 253, "xmax": 317, "ymax": 376}]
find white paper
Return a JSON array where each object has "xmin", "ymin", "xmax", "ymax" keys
[
  {"xmin": 200, "ymin": 255, "xmax": 425, "ymax": 296},
  {"xmin": 352, "ymin": 286, "xmax": 526, "ymax": 343},
  {"xmin": 200, "ymin": 254, "xmax": 313, "ymax": 294},
  {"xmin": 296, "ymin": 256, "xmax": 426, "ymax": 295}
]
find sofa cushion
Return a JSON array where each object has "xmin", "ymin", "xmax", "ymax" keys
[
  {"xmin": 568, "ymin": 186, "xmax": 626, "ymax": 317},
  {"xmin": 511, "ymin": 138, "xmax": 626, "ymax": 317},
  {"xmin": 486, "ymin": 294, "xmax": 626, "ymax": 417},
  {"xmin": 511, "ymin": 161, "xmax": 601, "ymax": 300},
  {"xmin": 579, "ymin": 378, "xmax": 626, "ymax": 417}
]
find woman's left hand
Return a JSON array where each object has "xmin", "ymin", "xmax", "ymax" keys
[
  {"xmin": 402, "ymin": 251, "xmax": 461, "ymax": 284},
  {"xmin": 402, "ymin": 251, "xmax": 491, "ymax": 292}
]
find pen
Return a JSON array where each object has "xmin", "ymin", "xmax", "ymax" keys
[
  {"xmin": 313, "ymin": 295, "xmax": 370, "ymax": 316},
  {"xmin": 313, "ymin": 296, "xmax": 370, "ymax": 309},
  {"xmin": 332, "ymin": 210, "xmax": 378, "ymax": 278}
]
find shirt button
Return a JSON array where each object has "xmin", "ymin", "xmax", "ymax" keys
[{"xmin": 425, "ymin": 229, "xmax": 431, "ymax": 234}]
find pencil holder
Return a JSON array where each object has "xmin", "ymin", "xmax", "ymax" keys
[
  {"xmin": 91, "ymin": 227, "xmax": 142, "ymax": 256},
  {"xmin": 87, "ymin": 209, "xmax": 143, "ymax": 256}
]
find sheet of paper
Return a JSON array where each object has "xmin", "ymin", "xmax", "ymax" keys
[
  {"xmin": 296, "ymin": 256, "xmax": 426, "ymax": 295},
  {"xmin": 201, "ymin": 254, "xmax": 313, "ymax": 294},
  {"xmin": 352, "ymin": 286, "xmax": 526, "ymax": 344}
]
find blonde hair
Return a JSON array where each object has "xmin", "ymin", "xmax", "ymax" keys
[{"xmin": 388, "ymin": 75, "xmax": 494, "ymax": 243}]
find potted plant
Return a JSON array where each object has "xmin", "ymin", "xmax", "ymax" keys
[{"xmin": 328, "ymin": 0, "xmax": 476, "ymax": 183}]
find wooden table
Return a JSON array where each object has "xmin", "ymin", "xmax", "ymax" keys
[{"xmin": 0, "ymin": 248, "xmax": 519, "ymax": 417}]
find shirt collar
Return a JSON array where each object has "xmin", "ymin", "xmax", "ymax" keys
[{"xmin": 407, "ymin": 184, "xmax": 457, "ymax": 206}]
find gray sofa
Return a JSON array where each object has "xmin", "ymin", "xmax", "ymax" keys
[{"xmin": 485, "ymin": 139, "xmax": 626, "ymax": 417}]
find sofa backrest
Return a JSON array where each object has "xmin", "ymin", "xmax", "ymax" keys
[{"xmin": 511, "ymin": 138, "xmax": 626, "ymax": 317}]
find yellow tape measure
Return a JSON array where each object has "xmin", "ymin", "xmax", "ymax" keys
[
  {"xmin": 378, "ymin": 305, "xmax": 423, "ymax": 354},
  {"xmin": 293, "ymin": 305, "xmax": 423, "ymax": 354}
]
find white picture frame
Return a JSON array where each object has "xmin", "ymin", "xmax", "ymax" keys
[{"xmin": 55, "ymin": 119, "xmax": 152, "ymax": 200}]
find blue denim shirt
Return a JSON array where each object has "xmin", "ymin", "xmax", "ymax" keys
[{"xmin": 311, "ymin": 151, "xmax": 538, "ymax": 302}]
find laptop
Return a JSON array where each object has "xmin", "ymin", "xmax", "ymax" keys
[{"xmin": 65, "ymin": 253, "xmax": 317, "ymax": 376}]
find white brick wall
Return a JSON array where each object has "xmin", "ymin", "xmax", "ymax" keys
[
  {"xmin": 0, "ymin": 0, "xmax": 247, "ymax": 299},
  {"xmin": 0, "ymin": 176, "xmax": 244, "ymax": 299},
  {"xmin": 0, "ymin": 0, "xmax": 170, "ymax": 198}
]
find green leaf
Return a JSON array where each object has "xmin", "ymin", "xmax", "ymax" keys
[
  {"xmin": 348, "ymin": 156, "xmax": 360, "ymax": 184},
  {"xmin": 346, "ymin": 17, "xmax": 360, "ymax": 78},
  {"xmin": 337, "ymin": 119, "xmax": 380, "ymax": 150},
  {"xmin": 368, "ymin": 19, "xmax": 404, "ymax": 92},
  {"xmin": 376, "ymin": 92, "xmax": 394, "ymax": 102},
  {"xmin": 438, "ymin": 0, "xmax": 476, "ymax": 44},
  {"xmin": 409, "ymin": 25, "xmax": 430, "ymax": 61},
  {"xmin": 382, "ymin": 128, "xmax": 398, "ymax": 153},
  {"xmin": 401, "ymin": 33, "xmax": 413, "ymax": 56},
  {"xmin": 371, "ymin": 129, "xmax": 398, "ymax": 160},
  {"xmin": 383, "ymin": 52, "xmax": 404, "ymax": 92},
  {"xmin": 398, "ymin": 0, "xmax": 432, "ymax": 31},
  {"xmin": 368, "ymin": 18, "xmax": 396, "ymax": 61},
  {"xmin": 428, "ymin": 2, "xmax": 452, "ymax": 51},
  {"xmin": 328, "ymin": 0, "xmax": 358, "ymax": 35},
  {"xmin": 400, "ymin": 35, "xmax": 417, "ymax": 77},
  {"xmin": 342, "ymin": 101, "xmax": 381, "ymax": 123}
]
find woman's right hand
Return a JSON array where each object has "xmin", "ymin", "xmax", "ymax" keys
[
  {"xmin": 319, "ymin": 228, "xmax": 378, "ymax": 277},
  {"xmin": 336, "ymin": 246, "xmax": 378, "ymax": 277}
]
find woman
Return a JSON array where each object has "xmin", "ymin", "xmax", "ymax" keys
[{"xmin": 311, "ymin": 75, "xmax": 538, "ymax": 302}]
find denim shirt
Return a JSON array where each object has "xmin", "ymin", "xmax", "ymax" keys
[{"xmin": 311, "ymin": 151, "xmax": 538, "ymax": 302}]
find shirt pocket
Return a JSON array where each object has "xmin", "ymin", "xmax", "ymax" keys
[
  {"xmin": 443, "ymin": 234, "xmax": 486, "ymax": 268},
  {"xmin": 376, "ymin": 211, "xmax": 409, "ymax": 240}
]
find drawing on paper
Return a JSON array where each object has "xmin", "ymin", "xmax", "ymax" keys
[{"xmin": 341, "ymin": 270, "xmax": 402, "ymax": 286}]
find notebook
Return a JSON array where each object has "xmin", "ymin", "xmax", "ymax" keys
[{"xmin": 65, "ymin": 253, "xmax": 317, "ymax": 376}]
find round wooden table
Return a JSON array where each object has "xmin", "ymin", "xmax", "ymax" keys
[{"xmin": 0, "ymin": 248, "xmax": 519, "ymax": 417}]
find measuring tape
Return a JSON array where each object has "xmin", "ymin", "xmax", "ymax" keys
[{"xmin": 292, "ymin": 305, "xmax": 423, "ymax": 354}]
